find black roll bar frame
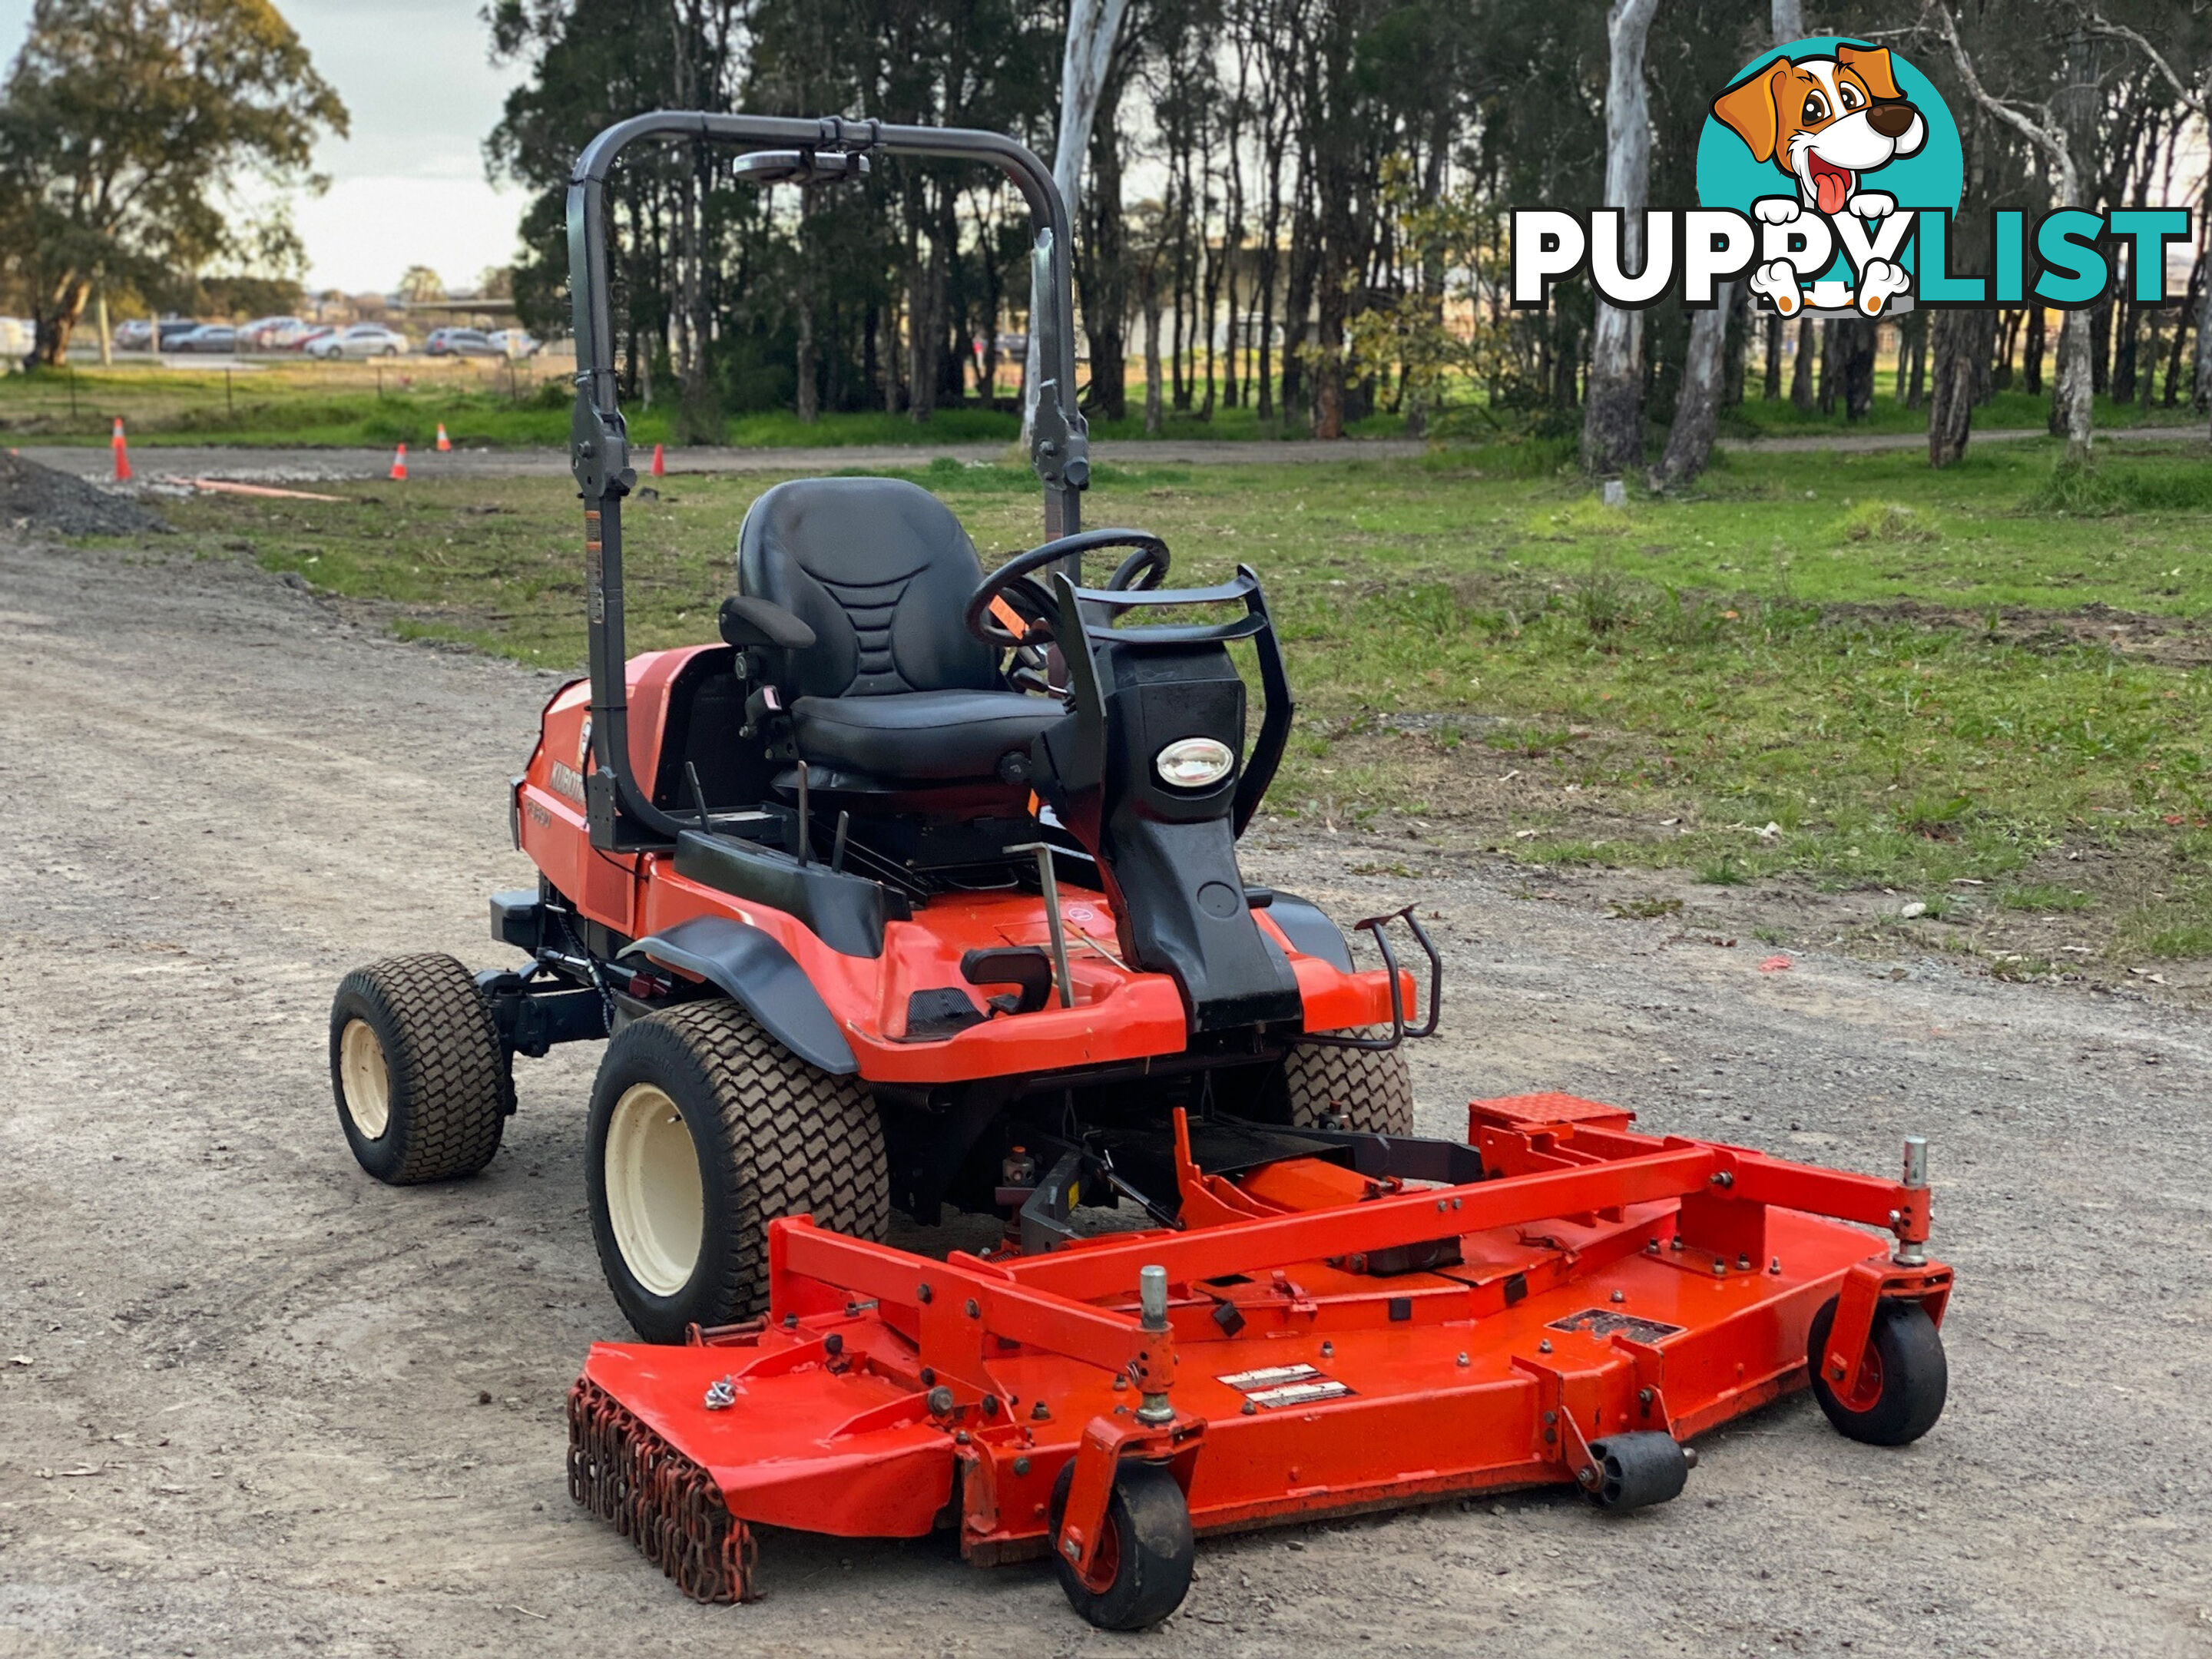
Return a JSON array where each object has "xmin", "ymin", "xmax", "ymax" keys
[{"xmin": 565, "ymin": 112, "xmax": 1090, "ymax": 848}]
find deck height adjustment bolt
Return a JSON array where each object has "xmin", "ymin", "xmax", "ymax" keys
[
  {"xmin": 1712, "ymin": 1260, "xmax": 1727, "ymax": 1277},
  {"xmin": 1769, "ymin": 1257, "xmax": 1782, "ymax": 1275},
  {"xmin": 1538, "ymin": 1339, "xmax": 1552, "ymax": 1355},
  {"xmin": 1736, "ymin": 1255, "xmax": 1751, "ymax": 1271},
  {"xmin": 1637, "ymin": 1387, "xmax": 1654, "ymax": 1407},
  {"xmin": 1611, "ymin": 1290, "xmax": 1625, "ymax": 1303},
  {"xmin": 1031, "ymin": 1400, "xmax": 1051, "ymax": 1421},
  {"xmin": 927, "ymin": 1386, "xmax": 956, "ymax": 1416}
]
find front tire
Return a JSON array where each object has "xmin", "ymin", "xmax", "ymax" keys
[
  {"xmin": 1806, "ymin": 1296, "xmax": 1948, "ymax": 1446},
  {"xmin": 585, "ymin": 1001, "xmax": 889, "ymax": 1343},
  {"xmin": 1283, "ymin": 1033, "xmax": 1414, "ymax": 1135},
  {"xmin": 329, "ymin": 954, "xmax": 510, "ymax": 1184}
]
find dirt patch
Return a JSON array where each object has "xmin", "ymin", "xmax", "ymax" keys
[
  {"xmin": 1819, "ymin": 597, "xmax": 2212, "ymax": 666},
  {"xmin": 0, "ymin": 449, "xmax": 165, "ymax": 537}
]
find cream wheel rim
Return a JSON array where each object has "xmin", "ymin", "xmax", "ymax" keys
[
  {"xmin": 339, "ymin": 1018, "xmax": 392, "ymax": 1139},
  {"xmin": 604, "ymin": 1083, "xmax": 704, "ymax": 1296}
]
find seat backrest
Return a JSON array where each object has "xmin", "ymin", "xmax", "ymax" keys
[{"xmin": 737, "ymin": 478, "xmax": 998, "ymax": 698}]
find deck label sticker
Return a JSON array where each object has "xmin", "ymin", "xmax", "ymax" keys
[
  {"xmin": 1546, "ymin": 1308, "xmax": 1687, "ymax": 1344},
  {"xmin": 1217, "ymin": 1363, "xmax": 1356, "ymax": 1409}
]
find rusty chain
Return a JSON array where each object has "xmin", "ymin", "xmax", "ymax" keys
[{"xmin": 568, "ymin": 1376, "xmax": 758, "ymax": 1603}]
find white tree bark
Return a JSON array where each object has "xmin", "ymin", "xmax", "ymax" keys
[
  {"xmin": 1580, "ymin": 0, "xmax": 1661, "ymax": 476},
  {"xmin": 1770, "ymin": 0, "xmax": 1804, "ymax": 41},
  {"xmin": 1022, "ymin": 0, "xmax": 1131, "ymax": 445},
  {"xmin": 1936, "ymin": 3, "xmax": 2094, "ymax": 463},
  {"xmin": 1655, "ymin": 283, "xmax": 1732, "ymax": 487}
]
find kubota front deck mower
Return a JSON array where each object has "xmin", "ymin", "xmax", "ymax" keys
[{"xmin": 328, "ymin": 113, "xmax": 1955, "ymax": 1631}]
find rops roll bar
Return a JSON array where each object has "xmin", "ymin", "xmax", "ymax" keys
[{"xmin": 566, "ymin": 113, "xmax": 1091, "ymax": 849}]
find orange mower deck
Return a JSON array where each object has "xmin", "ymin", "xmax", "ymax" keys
[{"xmin": 568, "ymin": 1091, "xmax": 1952, "ymax": 1606}]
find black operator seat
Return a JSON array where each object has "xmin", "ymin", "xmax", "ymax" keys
[{"xmin": 735, "ymin": 477, "xmax": 1060, "ymax": 783}]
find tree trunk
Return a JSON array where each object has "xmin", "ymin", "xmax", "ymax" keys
[
  {"xmin": 2024, "ymin": 303, "xmax": 2045, "ymax": 395},
  {"xmin": 1763, "ymin": 313, "xmax": 1783, "ymax": 400},
  {"xmin": 1839, "ymin": 319, "xmax": 1876, "ymax": 421},
  {"xmin": 1790, "ymin": 316, "xmax": 1815, "ymax": 410},
  {"xmin": 1927, "ymin": 307, "xmax": 1988, "ymax": 466},
  {"xmin": 1580, "ymin": 0, "xmax": 1661, "ymax": 477},
  {"xmin": 1907, "ymin": 311, "xmax": 1928, "ymax": 409},
  {"xmin": 1817, "ymin": 321, "xmax": 1839, "ymax": 414},
  {"xmin": 1023, "ymin": 0, "xmax": 1131, "ymax": 444},
  {"xmin": 1075, "ymin": 57, "xmax": 1131, "ymax": 422},
  {"xmin": 1770, "ymin": 0, "xmax": 1803, "ymax": 38},
  {"xmin": 1144, "ymin": 286, "xmax": 1164, "ymax": 435},
  {"xmin": 1721, "ymin": 282, "xmax": 1749, "ymax": 409},
  {"xmin": 1654, "ymin": 283, "xmax": 1730, "ymax": 487},
  {"xmin": 2053, "ymin": 306, "xmax": 2094, "ymax": 462}
]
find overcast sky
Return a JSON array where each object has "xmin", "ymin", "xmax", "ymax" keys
[{"xmin": 0, "ymin": 0, "xmax": 533, "ymax": 296}]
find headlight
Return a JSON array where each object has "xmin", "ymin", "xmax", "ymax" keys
[{"xmin": 1155, "ymin": 737, "xmax": 1234, "ymax": 790}]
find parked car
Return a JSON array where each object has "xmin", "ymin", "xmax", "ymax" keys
[
  {"xmin": 424, "ymin": 326, "xmax": 503, "ymax": 358},
  {"xmin": 307, "ymin": 323, "xmax": 408, "ymax": 359},
  {"xmin": 485, "ymin": 329, "xmax": 541, "ymax": 359},
  {"xmin": 237, "ymin": 315, "xmax": 302, "ymax": 350},
  {"xmin": 174, "ymin": 324, "xmax": 238, "ymax": 353},
  {"xmin": 156, "ymin": 318, "xmax": 201, "ymax": 349},
  {"xmin": 285, "ymin": 324, "xmax": 334, "ymax": 352},
  {"xmin": 112, "ymin": 319, "xmax": 154, "ymax": 350}
]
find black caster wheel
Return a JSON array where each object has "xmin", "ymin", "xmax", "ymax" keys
[
  {"xmin": 1048, "ymin": 1460, "xmax": 1194, "ymax": 1630},
  {"xmin": 1581, "ymin": 1430, "xmax": 1693, "ymax": 1510},
  {"xmin": 1807, "ymin": 1295, "xmax": 1948, "ymax": 1446}
]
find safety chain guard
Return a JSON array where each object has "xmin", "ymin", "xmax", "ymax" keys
[{"xmin": 568, "ymin": 1376, "xmax": 758, "ymax": 1603}]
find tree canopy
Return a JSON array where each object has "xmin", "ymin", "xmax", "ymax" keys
[{"xmin": 0, "ymin": 0, "xmax": 347, "ymax": 363}]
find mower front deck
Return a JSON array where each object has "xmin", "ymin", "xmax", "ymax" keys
[{"xmin": 568, "ymin": 1091, "xmax": 1951, "ymax": 1610}]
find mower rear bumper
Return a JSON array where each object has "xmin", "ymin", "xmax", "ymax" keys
[{"xmin": 569, "ymin": 1093, "xmax": 1952, "ymax": 1602}]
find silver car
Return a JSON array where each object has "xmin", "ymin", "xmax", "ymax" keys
[{"xmin": 307, "ymin": 323, "xmax": 409, "ymax": 359}]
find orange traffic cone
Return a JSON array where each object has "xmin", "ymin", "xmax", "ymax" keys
[
  {"xmin": 389, "ymin": 443, "xmax": 409, "ymax": 482},
  {"xmin": 111, "ymin": 417, "xmax": 132, "ymax": 483},
  {"xmin": 435, "ymin": 422, "xmax": 452, "ymax": 452},
  {"xmin": 651, "ymin": 442, "xmax": 666, "ymax": 477}
]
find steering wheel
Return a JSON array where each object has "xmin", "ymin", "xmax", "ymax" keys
[{"xmin": 965, "ymin": 529, "xmax": 1173, "ymax": 650}]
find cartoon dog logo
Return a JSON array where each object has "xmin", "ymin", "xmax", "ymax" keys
[{"xmin": 1712, "ymin": 44, "xmax": 1927, "ymax": 316}]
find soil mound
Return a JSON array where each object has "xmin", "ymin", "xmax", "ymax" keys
[{"xmin": 0, "ymin": 450, "xmax": 164, "ymax": 536}]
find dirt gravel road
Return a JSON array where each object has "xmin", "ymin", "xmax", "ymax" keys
[{"xmin": 2, "ymin": 535, "xmax": 2208, "ymax": 1657}]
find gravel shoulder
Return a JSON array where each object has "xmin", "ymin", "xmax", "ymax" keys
[{"xmin": 1, "ymin": 537, "xmax": 2207, "ymax": 1657}]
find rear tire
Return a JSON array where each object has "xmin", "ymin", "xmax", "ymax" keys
[
  {"xmin": 329, "ymin": 954, "xmax": 510, "ymax": 1184},
  {"xmin": 585, "ymin": 1001, "xmax": 889, "ymax": 1343},
  {"xmin": 1048, "ymin": 1460, "xmax": 1195, "ymax": 1631},
  {"xmin": 1283, "ymin": 1032, "xmax": 1414, "ymax": 1135}
]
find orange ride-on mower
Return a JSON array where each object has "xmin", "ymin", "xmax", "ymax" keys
[{"xmin": 328, "ymin": 114, "xmax": 1955, "ymax": 1631}]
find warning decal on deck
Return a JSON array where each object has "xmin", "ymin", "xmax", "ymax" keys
[
  {"xmin": 1217, "ymin": 1363, "xmax": 1356, "ymax": 1409},
  {"xmin": 1545, "ymin": 1308, "xmax": 1686, "ymax": 1344}
]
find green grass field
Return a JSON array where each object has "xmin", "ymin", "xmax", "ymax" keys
[{"xmin": 149, "ymin": 437, "xmax": 2212, "ymax": 965}]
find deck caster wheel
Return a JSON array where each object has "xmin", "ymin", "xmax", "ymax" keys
[
  {"xmin": 329, "ymin": 954, "xmax": 511, "ymax": 1184},
  {"xmin": 1048, "ymin": 1460, "xmax": 1194, "ymax": 1631},
  {"xmin": 586, "ymin": 1001, "xmax": 888, "ymax": 1343},
  {"xmin": 1806, "ymin": 1295, "xmax": 1948, "ymax": 1446},
  {"xmin": 1581, "ymin": 1431, "xmax": 1691, "ymax": 1511}
]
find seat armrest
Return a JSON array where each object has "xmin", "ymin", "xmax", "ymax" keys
[{"xmin": 719, "ymin": 594, "xmax": 816, "ymax": 651}]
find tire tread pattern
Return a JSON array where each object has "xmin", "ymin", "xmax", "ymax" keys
[
  {"xmin": 651, "ymin": 1001, "xmax": 889, "ymax": 1323},
  {"xmin": 333, "ymin": 953, "xmax": 508, "ymax": 1183},
  {"xmin": 1283, "ymin": 1029, "xmax": 1415, "ymax": 1135}
]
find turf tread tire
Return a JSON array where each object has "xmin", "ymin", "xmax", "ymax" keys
[
  {"xmin": 1283, "ymin": 1030, "xmax": 1415, "ymax": 1136},
  {"xmin": 329, "ymin": 953, "xmax": 509, "ymax": 1184},
  {"xmin": 587, "ymin": 1001, "xmax": 889, "ymax": 1342}
]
